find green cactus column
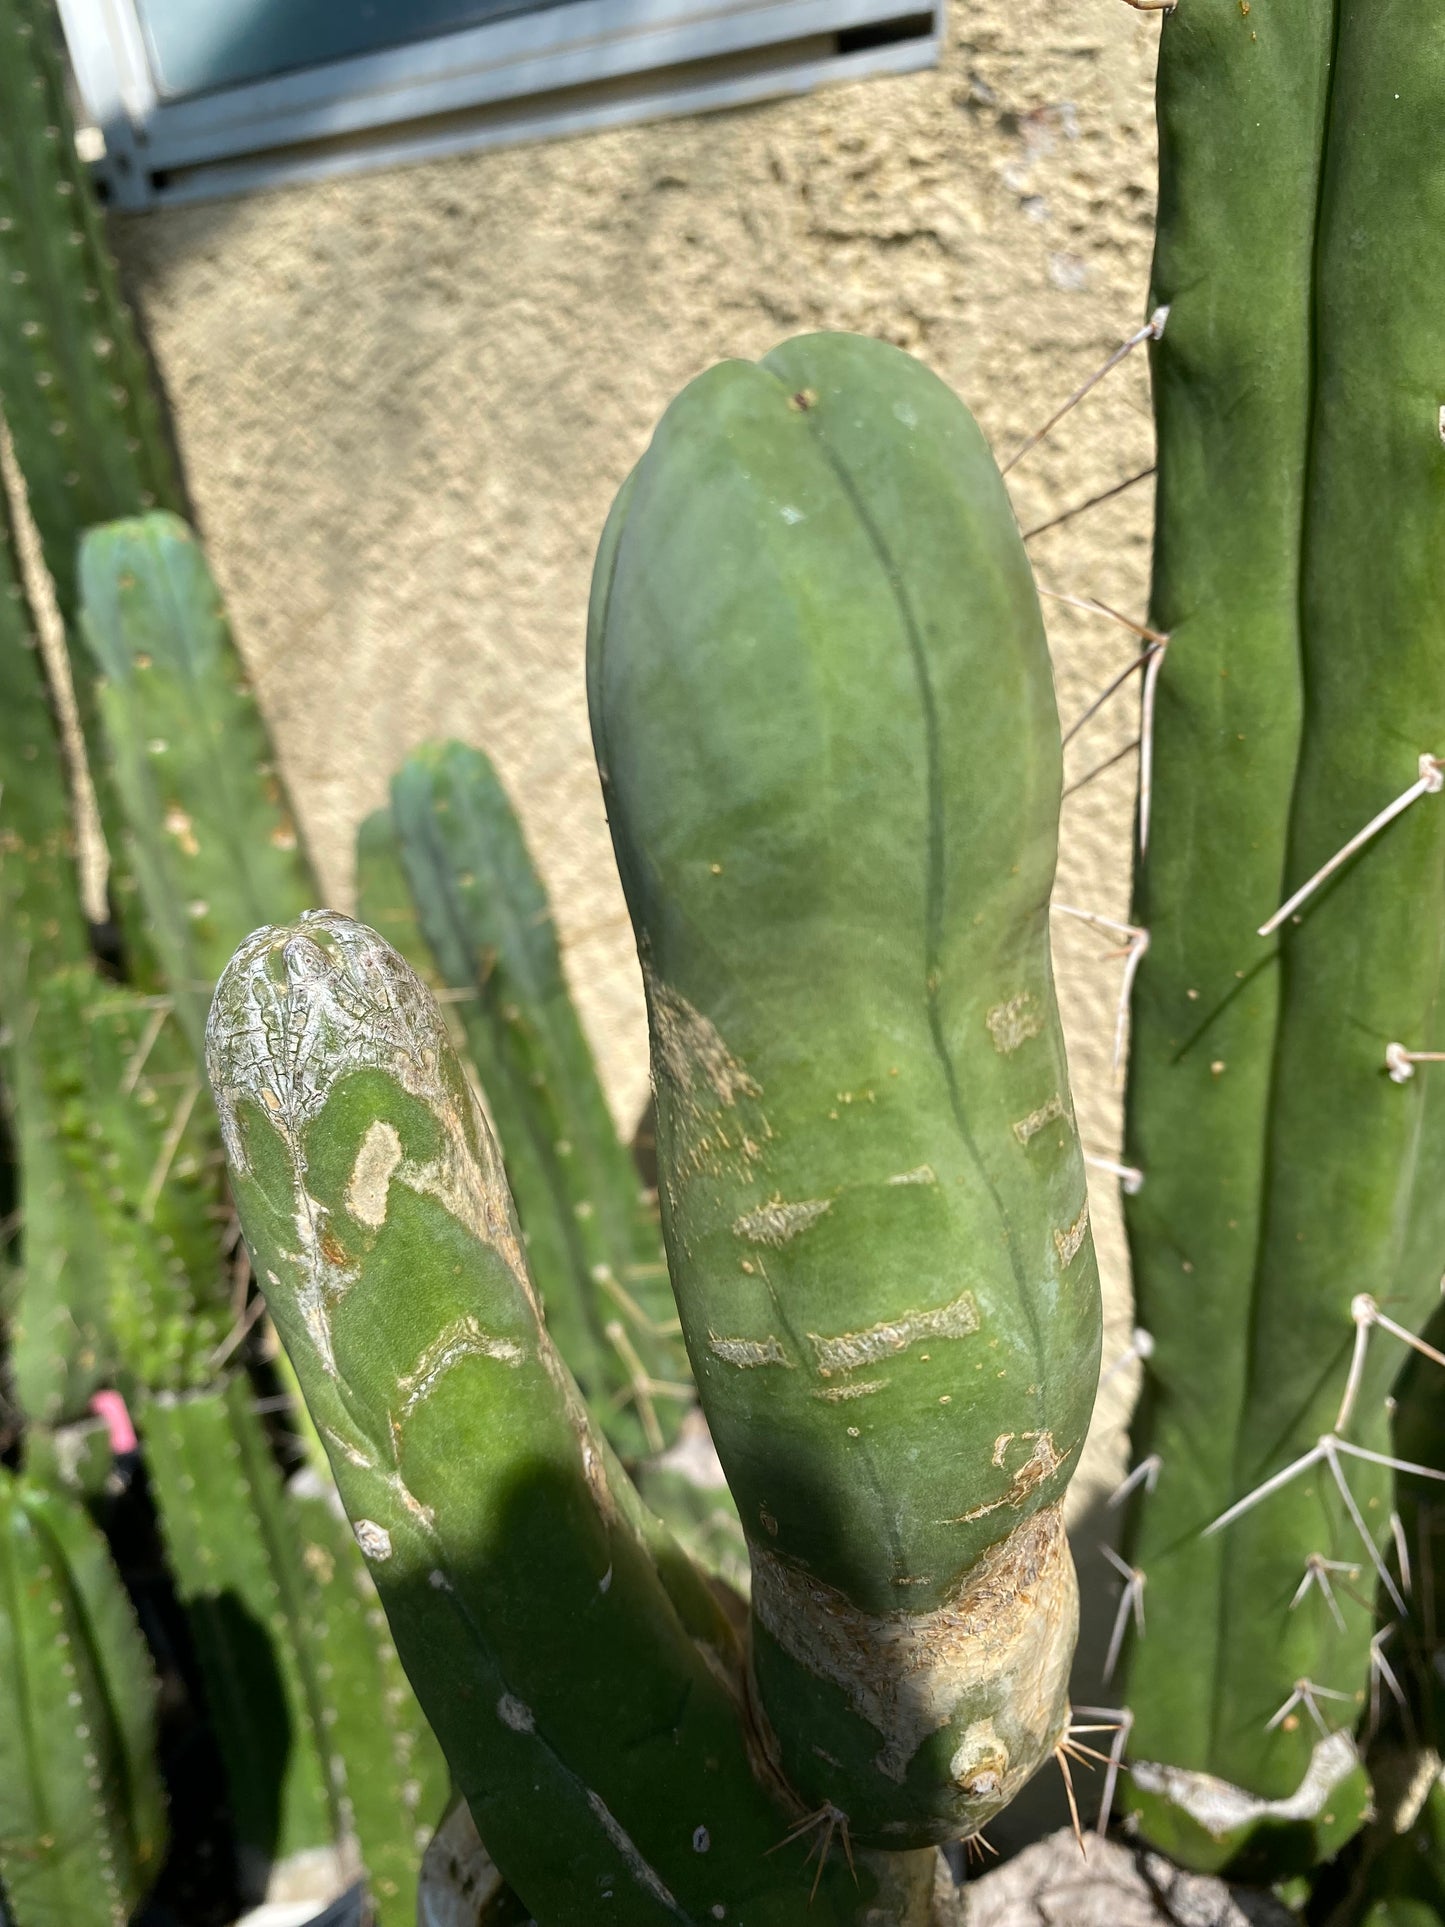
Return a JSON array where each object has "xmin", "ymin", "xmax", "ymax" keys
[
  {"xmin": 79, "ymin": 512, "xmax": 316, "ymax": 1052},
  {"xmin": 0, "ymin": 0, "xmax": 183, "ymax": 948},
  {"xmin": 207, "ymin": 909, "xmax": 926, "ymax": 1926},
  {"xmin": 1118, "ymin": 0, "xmax": 1445, "ymax": 1875},
  {"xmin": 0, "ymin": 490, "xmax": 88, "ymax": 978},
  {"xmin": 0, "ymin": 1471, "xmax": 167, "ymax": 1926},
  {"xmin": 1, "ymin": 491, "xmax": 105, "ymax": 1421},
  {"xmin": 590, "ymin": 332, "xmax": 1101, "ymax": 1849},
  {"xmin": 0, "ymin": 0, "xmax": 181, "ymax": 626}
]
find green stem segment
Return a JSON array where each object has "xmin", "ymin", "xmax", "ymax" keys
[
  {"xmin": 588, "ymin": 331, "xmax": 1100, "ymax": 1848},
  {"xmin": 0, "ymin": 1472, "xmax": 166, "ymax": 1927},
  {"xmin": 79, "ymin": 512, "xmax": 316, "ymax": 1055},
  {"xmin": 1120, "ymin": 0, "xmax": 1445, "ymax": 1874},
  {"xmin": 206, "ymin": 909, "xmax": 909, "ymax": 1925}
]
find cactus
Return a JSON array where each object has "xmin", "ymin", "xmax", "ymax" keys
[
  {"xmin": 361, "ymin": 771, "xmax": 745, "ymax": 1580},
  {"xmin": 206, "ymin": 910, "xmax": 930, "ymax": 1924},
  {"xmin": 1, "ymin": 489, "xmax": 121, "ymax": 1422},
  {"xmin": 384, "ymin": 740, "xmax": 692, "ymax": 1460},
  {"xmin": 6, "ymin": 967, "xmax": 226, "ymax": 1422},
  {"xmin": 140, "ymin": 1379, "xmax": 346, "ymax": 1889},
  {"xmin": 0, "ymin": 490, "xmax": 88, "ymax": 978},
  {"xmin": 2, "ymin": 473, "xmax": 445, "ymax": 1914},
  {"xmin": 0, "ymin": 0, "xmax": 180, "ymax": 628},
  {"xmin": 69, "ymin": 512, "xmax": 451, "ymax": 1914},
  {"xmin": 140, "ymin": 1377, "xmax": 448, "ymax": 1914},
  {"xmin": 78, "ymin": 512, "xmax": 315, "ymax": 1054},
  {"xmin": 1108, "ymin": 0, "xmax": 1445, "ymax": 1879},
  {"xmin": 284, "ymin": 1475, "xmax": 451, "ymax": 1925},
  {"xmin": 0, "ymin": 1470, "xmax": 166, "ymax": 1926},
  {"xmin": 588, "ymin": 331, "xmax": 1100, "ymax": 1848},
  {"xmin": 0, "ymin": 0, "xmax": 182, "ymax": 945},
  {"xmin": 0, "ymin": 0, "xmax": 453, "ymax": 1899}
]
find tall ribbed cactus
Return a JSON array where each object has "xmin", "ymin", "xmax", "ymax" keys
[
  {"xmin": 0, "ymin": 0, "xmax": 182, "ymax": 947},
  {"xmin": 2, "ymin": 330, "xmax": 447, "ymax": 1927},
  {"xmin": 79, "ymin": 512, "xmax": 316, "ymax": 1051},
  {"xmin": 0, "ymin": 0, "xmax": 181, "ymax": 600},
  {"xmin": 0, "ymin": 1471, "xmax": 166, "ymax": 1926},
  {"xmin": 590, "ymin": 331, "xmax": 1101, "ymax": 1848},
  {"xmin": 1112, "ymin": 0, "xmax": 1445, "ymax": 1880},
  {"xmin": 0, "ymin": 8, "xmax": 454, "ymax": 1912},
  {"xmin": 67, "ymin": 513, "xmax": 449, "ymax": 1915},
  {"xmin": 0, "ymin": 482, "xmax": 121, "ymax": 1423}
]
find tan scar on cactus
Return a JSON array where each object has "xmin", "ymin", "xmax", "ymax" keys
[
  {"xmin": 943, "ymin": 1432, "xmax": 1068, "ymax": 1526},
  {"xmin": 750, "ymin": 1503, "xmax": 1076, "ymax": 1802},
  {"xmin": 986, "ymin": 993, "xmax": 1044, "ymax": 1053},
  {"xmin": 647, "ymin": 975, "xmax": 761, "ymax": 1106},
  {"xmin": 808, "ymin": 1289, "xmax": 980, "ymax": 1375},
  {"xmin": 732, "ymin": 1196, "xmax": 832, "ymax": 1244}
]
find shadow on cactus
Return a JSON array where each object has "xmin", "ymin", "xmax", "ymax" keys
[{"xmin": 206, "ymin": 331, "xmax": 1104, "ymax": 1923}]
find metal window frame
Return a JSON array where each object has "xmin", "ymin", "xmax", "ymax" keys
[{"xmin": 56, "ymin": 0, "xmax": 942, "ymax": 208}]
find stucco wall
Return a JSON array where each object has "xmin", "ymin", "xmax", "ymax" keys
[{"xmin": 113, "ymin": 0, "xmax": 1161, "ymax": 1611}]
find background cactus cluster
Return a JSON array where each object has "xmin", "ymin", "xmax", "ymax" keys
[{"xmin": 4, "ymin": 0, "xmax": 1445, "ymax": 1922}]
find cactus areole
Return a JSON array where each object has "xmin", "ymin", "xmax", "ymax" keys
[{"xmin": 588, "ymin": 331, "xmax": 1102, "ymax": 1847}]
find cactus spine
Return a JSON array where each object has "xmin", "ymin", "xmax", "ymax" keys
[
  {"xmin": 1115, "ymin": 0, "xmax": 1445, "ymax": 1876},
  {"xmin": 588, "ymin": 332, "xmax": 1100, "ymax": 1847}
]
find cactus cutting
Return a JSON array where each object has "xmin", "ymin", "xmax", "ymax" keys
[{"xmin": 588, "ymin": 331, "xmax": 1101, "ymax": 1848}]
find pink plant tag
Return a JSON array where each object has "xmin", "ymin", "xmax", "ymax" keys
[{"xmin": 90, "ymin": 1388, "xmax": 138, "ymax": 1455}]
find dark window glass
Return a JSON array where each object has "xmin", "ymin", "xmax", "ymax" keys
[{"xmin": 137, "ymin": 0, "xmax": 581, "ymax": 99}]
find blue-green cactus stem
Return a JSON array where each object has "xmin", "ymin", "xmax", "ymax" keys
[
  {"xmin": 3, "ymin": 976, "xmax": 117, "ymax": 1423},
  {"xmin": 286, "ymin": 1475, "xmax": 451, "ymax": 1927},
  {"xmin": 140, "ymin": 1379, "xmax": 342, "ymax": 1891},
  {"xmin": 79, "ymin": 512, "xmax": 316, "ymax": 1056},
  {"xmin": 0, "ymin": 489, "xmax": 89, "ymax": 980},
  {"xmin": 43, "ymin": 969, "xmax": 227, "ymax": 1393},
  {"xmin": 589, "ymin": 332, "xmax": 1101, "ymax": 1849},
  {"xmin": 0, "ymin": 0, "xmax": 181, "ymax": 632},
  {"xmin": 0, "ymin": 0, "xmax": 182, "ymax": 943}
]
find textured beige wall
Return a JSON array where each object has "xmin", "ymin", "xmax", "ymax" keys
[{"xmin": 113, "ymin": 0, "xmax": 1161, "ymax": 1645}]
